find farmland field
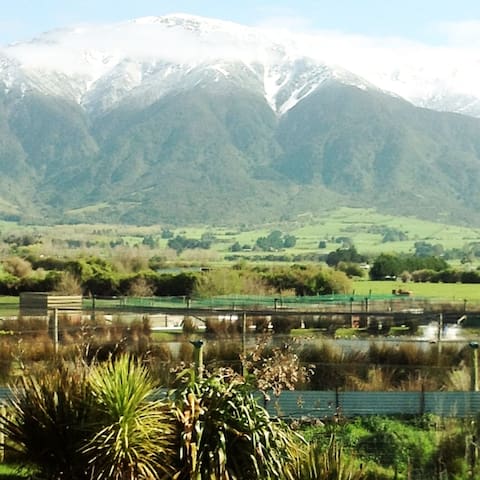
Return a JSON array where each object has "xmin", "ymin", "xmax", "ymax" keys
[
  {"xmin": 352, "ymin": 280, "xmax": 480, "ymax": 302},
  {"xmin": 161, "ymin": 207, "xmax": 480, "ymax": 261},
  {"xmin": 2, "ymin": 207, "xmax": 480, "ymax": 264}
]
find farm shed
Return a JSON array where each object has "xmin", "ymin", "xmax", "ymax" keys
[{"xmin": 19, "ymin": 292, "xmax": 83, "ymax": 316}]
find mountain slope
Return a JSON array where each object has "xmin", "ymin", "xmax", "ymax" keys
[
  {"xmin": 63, "ymin": 80, "xmax": 287, "ymax": 224},
  {"xmin": 276, "ymin": 81, "xmax": 480, "ymax": 224},
  {"xmin": 0, "ymin": 15, "xmax": 480, "ymax": 225}
]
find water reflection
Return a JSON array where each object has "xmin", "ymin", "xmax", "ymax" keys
[
  {"xmin": 419, "ymin": 322, "xmax": 464, "ymax": 342},
  {"xmin": 299, "ymin": 323, "xmax": 466, "ymax": 354}
]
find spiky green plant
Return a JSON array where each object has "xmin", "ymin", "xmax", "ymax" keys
[
  {"xmin": 83, "ymin": 355, "xmax": 175, "ymax": 480},
  {"xmin": 294, "ymin": 435, "xmax": 365, "ymax": 480},
  {"xmin": 170, "ymin": 368, "xmax": 301, "ymax": 480},
  {"xmin": 0, "ymin": 361, "xmax": 93, "ymax": 479}
]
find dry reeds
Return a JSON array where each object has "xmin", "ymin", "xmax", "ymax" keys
[
  {"xmin": 205, "ymin": 318, "xmax": 240, "ymax": 337},
  {"xmin": 204, "ymin": 341, "xmax": 242, "ymax": 372}
]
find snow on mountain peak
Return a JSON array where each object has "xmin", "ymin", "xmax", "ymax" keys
[{"xmin": 1, "ymin": 13, "xmax": 480, "ymax": 117}]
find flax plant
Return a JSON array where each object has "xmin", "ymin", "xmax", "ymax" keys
[
  {"xmin": 0, "ymin": 361, "xmax": 93, "ymax": 479},
  {"xmin": 170, "ymin": 368, "xmax": 301, "ymax": 480},
  {"xmin": 83, "ymin": 356, "xmax": 175, "ymax": 480}
]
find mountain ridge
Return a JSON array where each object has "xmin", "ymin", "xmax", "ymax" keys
[
  {"xmin": 2, "ymin": 14, "xmax": 477, "ymax": 118},
  {"xmin": 1, "ymin": 15, "xmax": 480, "ymax": 226}
]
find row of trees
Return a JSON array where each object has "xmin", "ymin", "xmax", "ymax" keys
[
  {"xmin": 167, "ymin": 234, "xmax": 214, "ymax": 254},
  {"xmin": 366, "ymin": 253, "xmax": 480, "ymax": 283},
  {"xmin": 4, "ymin": 246, "xmax": 480, "ymax": 300},
  {"xmin": 325, "ymin": 247, "xmax": 480, "ymax": 282},
  {"xmin": 0, "ymin": 255, "xmax": 352, "ymax": 297},
  {"xmin": 369, "ymin": 253, "xmax": 449, "ymax": 280}
]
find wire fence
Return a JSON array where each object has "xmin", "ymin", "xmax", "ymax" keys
[{"xmin": 86, "ymin": 293, "xmax": 474, "ymax": 314}]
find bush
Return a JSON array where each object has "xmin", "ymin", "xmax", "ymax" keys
[
  {"xmin": 84, "ymin": 273, "xmax": 119, "ymax": 296},
  {"xmin": 432, "ymin": 269, "xmax": 461, "ymax": 283},
  {"xmin": 83, "ymin": 356, "xmax": 175, "ymax": 480},
  {"xmin": 170, "ymin": 369, "xmax": 300, "ymax": 479},
  {"xmin": 1, "ymin": 357, "xmax": 176, "ymax": 480},
  {"xmin": 460, "ymin": 270, "xmax": 480, "ymax": 283},
  {"xmin": 1, "ymin": 362, "xmax": 93, "ymax": 479},
  {"xmin": 2, "ymin": 257, "xmax": 32, "ymax": 278},
  {"xmin": 411, "ymin": 269, "xmax": 436, "ymax": 282},
  {"xmin": 337, "ymin": 262, "xmax": 365, "ymax": 278},
  {"xmin": 271, "ymin": 315, "xmax": 301, "ymax": 334},
  {"xmin": 153, "ymin": 273, "xmax": 197, "ymax": 296}
]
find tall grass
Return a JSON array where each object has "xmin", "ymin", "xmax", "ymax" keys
[
  {"xmin": 293, "ymin": 435, "xmax": 365, "ymax": 480},
  {"xmin": 297, "ymin": 341, "xmax": 468, "ymax": 391},
  {"xmin": 1, "ymin": 361, "xmax": 93, "ymax": 479}
]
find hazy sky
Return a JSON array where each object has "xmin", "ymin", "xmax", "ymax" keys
[{"xmin": 1, "ymin": 0, "xmax": 480, "ymax": 47}]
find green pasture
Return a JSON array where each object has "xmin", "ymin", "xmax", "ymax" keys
[
  {"xmin": 173, "ymin": 207, "xmax": 480, "ymax": 260},
  {"xmin": 353, "ymin": 280, "xmax": 480, "ymax": 302},
  {"xmin": 271, "ymin": 207, "xmax": 480, "ymax": 256},
  {"xmin": 0, "ymin": 296, "xmax": 19, "ymax": 316},
  {"xmin": 4, "ymin": 207, "xmax": 480, "ymax": 265}
]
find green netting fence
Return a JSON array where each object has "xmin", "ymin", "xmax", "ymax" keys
[{"xmin": 88, "ymin": 293, "xmax": 427, "ymax": 311}]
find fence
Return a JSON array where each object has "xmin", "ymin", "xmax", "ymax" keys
[
  {"xmin": 264, "ymin": 390, "xmax": 480, "ymax": 418},
  {"xmin": 1, "ymin": 386, "xmax": 478, "ymax": 418},
  {"xmin": 87, "ymin": 293, "xmax": 468, "ymax": 313}
]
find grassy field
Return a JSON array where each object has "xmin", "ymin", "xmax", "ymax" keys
[
  {"xmin": 353, "ymin": 279, "xmax": 480, "ymax": 302},
  {"xmin": 0, "ymin": 297, "xmax": 19, "ymax": 316},
  {"xmin": 174, "ymin": 207, "xmax": 480, "ymax": 260},
  {"xmin": 3, "ymin": 207, "xmax": 480, "ymax": 267}
]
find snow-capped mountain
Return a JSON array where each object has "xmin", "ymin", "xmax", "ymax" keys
[
  {"xmin": 2, "ymin": 14, "xmax": 480, "ymax": 227},
  {"xmin": 0, "ymin": 13, "xmax": 453, "ymax": 117}
]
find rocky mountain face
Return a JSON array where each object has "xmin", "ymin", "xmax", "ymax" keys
[{"xmin": 1, "ymin": 14, "xmax": 480, "ymax": 225}]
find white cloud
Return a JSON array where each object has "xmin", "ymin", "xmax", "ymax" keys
[
  {"xmin": 258, "ymin": 26, "xmax": 480, "ymax": 100},
  {"xmin": 434, "ymin": 20, "xmax": 480, "ymax": 47},
  {"xmin": 4, "ymin": 13, "xmax": 480, "ymax": 104}
]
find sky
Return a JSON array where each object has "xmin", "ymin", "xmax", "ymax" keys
[{"xmin": 1, "ymin": 0, "xmax": 480, "ymax": 48}]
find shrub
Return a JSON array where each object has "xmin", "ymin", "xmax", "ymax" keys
[
  {"xmin": 460, "ymin": 270, "xmax": 480, "ymax": 283},
  {"xmin": 1, "ymin": 356, "xmax": 176, "ymax": 480},
  {"xmin": 153, "ymin": 273, "xmax": 197, "ymax": 296},
  {"xmin": 337, "ymin": 262, "xmax": 365, "ymax": 278},
  {"xmin": 83, "ymin": 356, "xmax": 175, "ymax": 480},
  {"xmin": 0, "ymin": 362, "xmax": 93, "ymax": 479},
  {"xmin": 271, "ymin": 315, "xmax": 301, "ymax": 334},
  {"xmin": 2, "ymin": 257, "xmax": 32, "ymax": 278},
  {"xmin": 84, "ymin": 273, "xmax": 119, "ymax": 296},
  {"xmin": 54, "ymin": 271, "xmax": 83, "ymax": 294},
  {"xmin": 293, "ymin": 435, "xmax": 365, "ymax": 480},
  {"xmin": 170, "ymin": 369, "xmax": 301, "ymax": 479},
  {"xmin": 411, "ymin": 269, "xmax": 436, "ymax": 282},
  {"xmin": 126, "ymin": 276, "xmax": 155, "ymax": 297}
]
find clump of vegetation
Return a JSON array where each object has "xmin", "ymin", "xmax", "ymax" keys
[
  {"xmin": 254, "ymin": 230, "xmax": 297, "ymax": 251},
  {"xmin": 170, "ymin": 368, "xmax": 301, "ymax": 479},
  {"xmin": 83, "ymin": 356, "xmax": 175, "ymax": 480},
  {"xmin": 1, "ymin": 361, "xmax": 93, "ymax": 479},
  {"xmin": 0, "ymin": 356, "xmax": 306, "ymax": 480}
]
